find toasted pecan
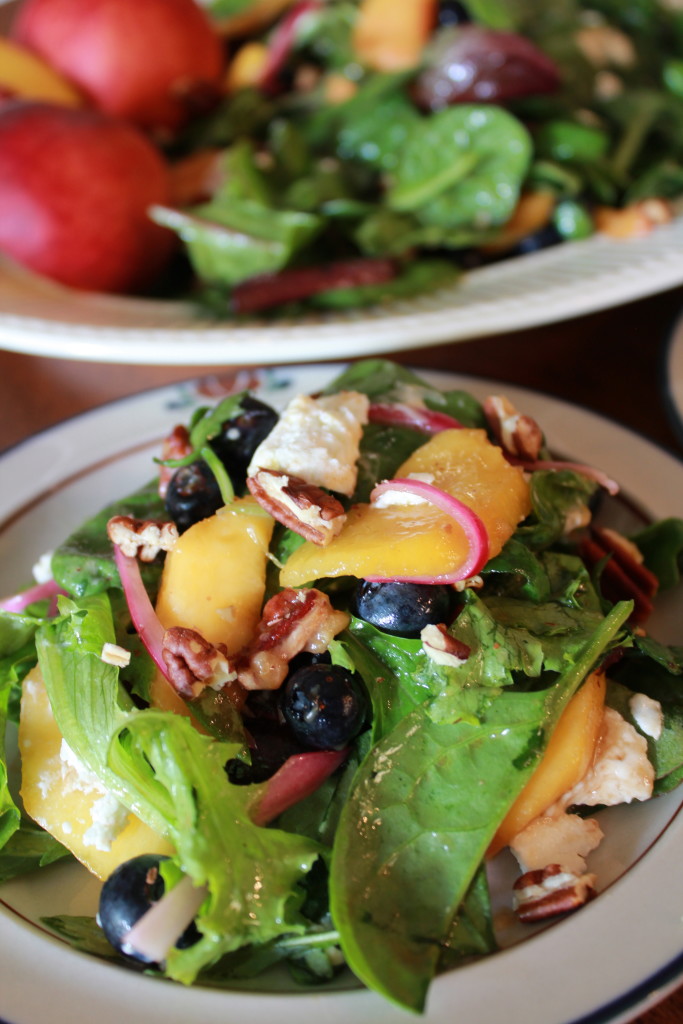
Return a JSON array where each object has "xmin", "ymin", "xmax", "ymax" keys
[
  {"xmin": 247, "ymin": 468, "xmax": 346, "ymax": 545},
  {"xmin": 107, "ymin": 515, "xmax": 178, "ymax": 561}
]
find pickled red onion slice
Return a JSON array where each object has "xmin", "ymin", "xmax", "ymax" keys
[
  {"xmin": 122, "ymin": 875, "xmax": 207, "ymax": 965},
  {"xmin": 0, "ymin": 579, "xmax": 66, "ymax": 614},
  {"xmin": 250, "ymin": 749, "xmax": 348, "ymax": 826},
  {"xmin": 259, "ymin": 0, "xmax": 322, "ymax": 93},
  {"xmin": 113, "ymin": 545, "xmax": 167, "ymax": 678},
  {"xmin": 367, "ymin": 478, "xmax": 490, "ymax": 583},
  {"xmin": 368, "ymin": 402, "xmax": 463, "ymax": 433},
  {"xmin": 508, "ymin": 457, "xmax": 619, "ymax": 495}
]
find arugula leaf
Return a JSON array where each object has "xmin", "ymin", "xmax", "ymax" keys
[{"xmin": 330, "ymin": 602, "xmax": 631, "ymax": 1012}]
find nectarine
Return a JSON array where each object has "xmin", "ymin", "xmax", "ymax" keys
[
  {"xmin": 13, "ymin": 0, "xmax": 226, "ymax": 133},
  {"xmin": 0, "ymin": 102, "xmax": 176, "ymax": 293}
]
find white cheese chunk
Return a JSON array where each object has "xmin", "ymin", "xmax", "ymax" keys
[
  {"xmin": 32, "ymin": 550, "xmax": 54, "ymax": 584},
  {"xmin": 511, "ymin": 812, "xmax": 604, "ymax": 875},
  {"xmin": 552, "ymin": 707, "xmax": 655, "ymax": 811},
  {"xmin": 59, "ymin": 740, "xmax": 130, "ymax": 851},
  {"xmin": 247, "ymin": 390, "xmax": 369, "ymax": 496},
  {"xmin": 629, "ymin": 692, "xmax": 663, "ymax": 740}
]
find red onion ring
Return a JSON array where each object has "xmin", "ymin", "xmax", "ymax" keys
[
  {"xmin": 259, "ymin": 0, "xmax": 322, "ymax": 94},
  {"xmin": 250, "ymin": 749, "xmax": 348, "ymax": 827},
  {"xmin": 367, "ymin": 478, "xmax": 490, "ymax": 583},
  {"xmin": 368, "ymin": 402, "xmax": 463, "ymax": 433},
  {"xmin": 113, "ymin": 545, "xmax": 167, "ymax": 678},
  {"xmin": 0, "ymin": 579, "xmax": 67, "ymax": 615}
]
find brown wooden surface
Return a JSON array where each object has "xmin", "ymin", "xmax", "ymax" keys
[{"xmin": 0, "ymin": 285, "xmax": 682, "ymax": 1022}]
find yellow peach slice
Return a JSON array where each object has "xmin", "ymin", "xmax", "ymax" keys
[
  {"xmin": 19, "ymin": 667, "xmax": 172, "ymax": 880},
  {"xmin": 0, "ymin": 37, "xmax": 83, "ymax": 107},
  {"xmin": 353, "ymin": 0, "xmax": 437, "ymax": 71},
  {"xmin": 488, "ymin": 668, "xmax": 607, "ymax": 857},
  {"xmin": 281, "ymin": 428, "xmax": 530, "ymax": 587},
  {"xmin": 156, "ymin": 496, "xmax": 274, "ymax": 652},
  {"xmin": 225, "ymin": 42, "xmax": 268, "ymax": 93},
  {"xmin": 153, "ymin": 497, "xmax": 274, "ymax": 714}
]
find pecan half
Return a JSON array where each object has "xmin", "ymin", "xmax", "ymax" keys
[
  {"xmin": 484, "ymin": 395, "xmax": 543, "ymax": 461},
  {"xmin": 236, "ymin": 587, "xmax": 350, "ymax": 690},
  {"xmin": 107, "ymin": 515, "xmax": 178, "ymax": 561},
  {"xmin": 247, "ymin": 469, "xmax": 346, "ymax": 546},
  {"xmin": 513, "ymin": 864, "xmax": 597, "ymax": 923},
  {"xmin": 420, "ymin": 623, "xmax": 470, "ymax": 667},
  {"xmin": 579, "ymin": 525, "xmax": 659, "ymax": 625},
  {"xmin": 161, "ymin": 626, "xmax": 236, "ymax": 699},
  {"xmin": 158, "ymin": 424, "xmax": 192, "ymax": 499}
]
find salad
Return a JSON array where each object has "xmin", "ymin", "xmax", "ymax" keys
[
  {"xmin": 1, "ymin": 358, "xmax": 682, "ymax": 1015},
  {"xmin": 5, "ymin": 0, "xmax": 683, "ymax": 317},
  {"xmin": 153, "ymin": 0, "xmax": 683, "ymax": 315}
]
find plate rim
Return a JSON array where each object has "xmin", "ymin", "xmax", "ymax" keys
[{"xmin": 2, "ymin": 216, "xmax": 683, "ymax": 365}]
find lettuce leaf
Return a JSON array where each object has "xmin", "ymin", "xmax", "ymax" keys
[
  {"xmin": 109, "ymin": 711, "xmax": 321, "ymax": 982},
  {"xmin": 35, "ymin": 592, "xmax": 322, "ymax": 980}
]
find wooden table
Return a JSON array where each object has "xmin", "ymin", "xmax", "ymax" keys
[{"xmin": 1, "ymin": 285, "xmax": 682, "ymax": 1023}]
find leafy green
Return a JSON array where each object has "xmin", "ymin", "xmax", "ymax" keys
[
  {"xmin": 330, "ymin": 602, "xmax": 631, "ymax": 1012},
  {"xmin": 51, "ymin": 481, "xmax": 165, "ymax": 598},
  {"xmin": 152, "ymin": 198, "xmax": 322, "ymax": 288},
  {"xmin": 323, "ymin": 358, "xmax": 486, "ymax": 427},
  {"xmin": 387, "ymin": 105, "xmax": 532, "ymax": 245},
  {"xmin": 0, "ymin": 822, "xmax": 70, "ymax": 884},
  {"xmin": 516, "ymin": 469, "xmax": 598, "ymax": 551},
  {"xmin": 109, "ymin": 711, "xmax": 321, "ymax": 983},
  {"xmin": 632, "ymin": 517, "xmax": 683, "ymax": 589}
]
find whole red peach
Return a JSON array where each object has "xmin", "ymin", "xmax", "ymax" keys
[
  {"xmin": 0, "ymin": 101, "xmax": 176, "ymax": 293},
  {"xmin": 13, "ymin": 0, "xmax": 225, "ymax": 133}
]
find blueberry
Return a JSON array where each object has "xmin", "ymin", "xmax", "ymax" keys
[
  {"xmin": 512, "ymin": 224, "xmax": 562, "ymax": 256},
  {"xmin": 352, "ymin": 580, "xmax": 452, "ymax": 637},
  {"xmin": 281, "ymin": 664, "xmax": 367, "ymax": 751},
  {"xmin": 437, "ymin": 0, "xmax": 471, "ymax": 26},
  {"xmin": 165, "ymin": 459, "xmax": 223, "ymax": 533},
  {"xmin": 226, "ymin": 719, "xmax": 308, "ymax": 784},
  {"xmin": 98, "ymin": 854, "xmax": 199, "ymax": 963},
  {"xmin": 209, "ymin": 397, "xmax": 278, "ymax": 480}
]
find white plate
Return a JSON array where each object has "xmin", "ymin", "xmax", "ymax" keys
[
  {"xmin": 2, "ymin": 217, "xmax": 683, "ymax": 365},
  {"xmin": 1, "ymin": 364, "xmax": 682, "ymax": 1024}
]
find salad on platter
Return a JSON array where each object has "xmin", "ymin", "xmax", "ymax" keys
[
  {"xmin": 1, "ymin": 358, "xmax": 682, "ymax": 1014},
  {"xmin": 2, "ymin": 0, "xmax": 683, "ymax": 316}
]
